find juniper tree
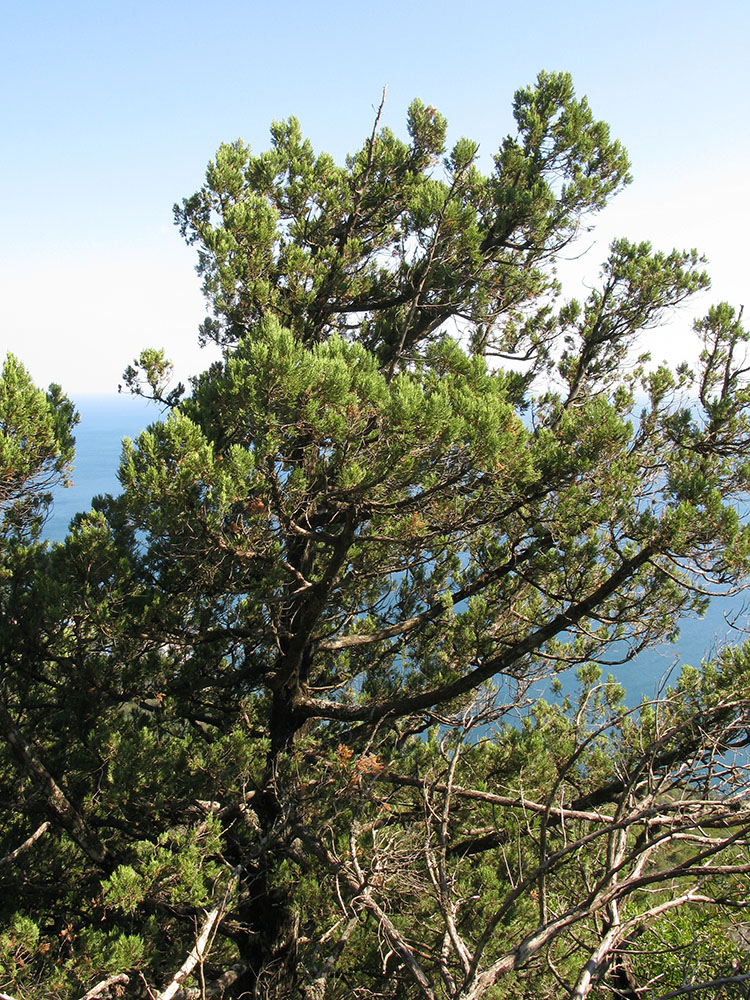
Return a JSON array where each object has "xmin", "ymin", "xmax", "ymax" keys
[{"xmin": 2, "ymin": 73, "xmax": 750, "ymax": 1000}]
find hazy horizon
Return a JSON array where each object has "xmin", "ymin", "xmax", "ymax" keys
[{"xmin": 3, "ymin": 1, "xmax": 748, "ymax": 395}]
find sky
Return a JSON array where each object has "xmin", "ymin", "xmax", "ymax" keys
[{"xmin": 2, "ymin": 0, "xmax": 749, "ymax": 397}]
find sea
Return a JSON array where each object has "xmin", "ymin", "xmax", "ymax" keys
[
  {"xmin": 45, "ymin": 394, "xmax": 162, "ymax": 541},
  {"xmin": 44, "ymin": 395, "xmax": 750, "ymax": 705}
]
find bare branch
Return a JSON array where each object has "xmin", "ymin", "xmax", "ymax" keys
[
  {"xmin": 0, "ymin": 820, "xmax": 50, "ymax": 868},
  {"xmin": 656, "ymin": 973, "xmax": 750, "ymax": 999},
  {"xmin": 165, "ymin": 963, "xmax": 249, "ymax": 1000},
  {"xmin": 79, "ymin": 975, "xmax": 131, "ymax": 1000},
  {"xmin": 157, "ymin": 866, "xmax": 241, "ymax": 1000}
]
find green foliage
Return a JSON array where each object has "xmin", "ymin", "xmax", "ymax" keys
[
  {"xmin": 0, "ymin": 913, "xmax": 40, "ymax": 978},
  {"xmin": 0, "ymin": 354, "xmax": 78, "ymax": 540},
  {"xmin": 80, "ymin": 931, "xmax": 146, "ymax": 976},
  {"xmin": 631, "ymin": 907, "xmax": 743, "ymax": 995},
  {"xmin": 120, "ymin": 347, "xmax": 185, "ymax": 407},
  {"xmin": 102, "ymin": 815, "xmax": 227, "ymax": 914}
]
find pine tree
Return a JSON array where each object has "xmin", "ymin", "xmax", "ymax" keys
[{"xmin": 2, "ymin": 73, "xmax": 750, "ymax": 999}]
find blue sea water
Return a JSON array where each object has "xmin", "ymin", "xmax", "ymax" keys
[
  {"xmin": 44, "ymin": 395, "xmax": 750, "ymax": 702},
  {"xmin": 46, "ymin": 394, "xmax": 161, "ymax": 542}
]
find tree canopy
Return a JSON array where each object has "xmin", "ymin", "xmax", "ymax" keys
[{"xmin": 2, "ymin": 72, "xmax": 750, "ymax": 1000}]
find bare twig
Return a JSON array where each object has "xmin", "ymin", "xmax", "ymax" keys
[{"xmin": 656, "ymin": 973, "xmax": 750, "ymax": 999}]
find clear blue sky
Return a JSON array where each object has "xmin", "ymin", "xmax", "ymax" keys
[{"xmin": 2, "ymin": 0, "xmax": 749, "ymax": 394}]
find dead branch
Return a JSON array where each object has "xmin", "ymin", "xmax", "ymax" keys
[
  {"xmin": 167, "ymin": 962, "xmax": 248, "ymax": 1000},
  {"xmin": 0, "ymin": 820, "xmax": 50, "ymax": 868},
  {"xmin": 383, "ymin": 772, "xmax": 615, "ymax": 823},
  {"xmin": 79, "ymin": 974, "xmax": 131, "ymax": 1000},
  {"xmin": 157, "ymin": 866, "xmax": 241, "ymax": 1000}
]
